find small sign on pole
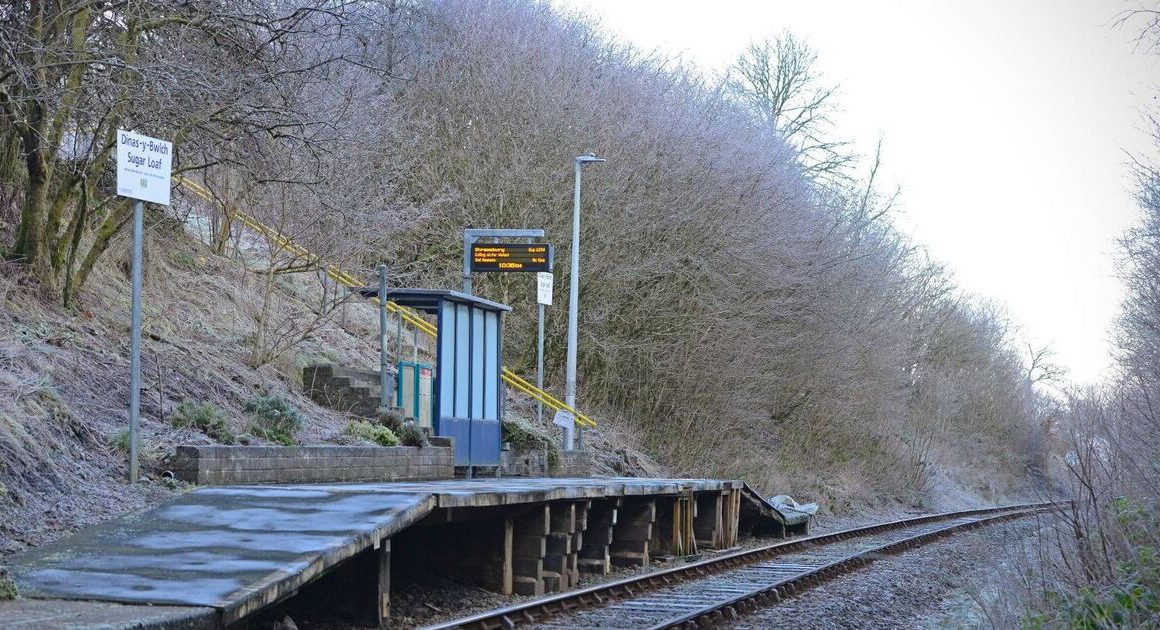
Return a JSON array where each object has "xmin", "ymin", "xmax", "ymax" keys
[
  {"xmin": 116, "ymin": 129, "xmax": 172, "ymax": 484},
  {"xmin": 536, "ymin": 272, "xmax": 553, "ymax": 306},
  {"xmin": 552, "ymin": 409, "xmax": 575, "ymax": 430},
  {"xmin": 116, "ymin": 129, "xmax": 173, "ymax": 205}
]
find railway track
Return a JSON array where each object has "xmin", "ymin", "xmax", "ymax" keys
[{"xmin": 421, "ymin": 502, "xmax": 1060, "ymax": 630}]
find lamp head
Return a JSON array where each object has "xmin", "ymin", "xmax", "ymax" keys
[{"xmin": 576, "ymin": 153, "xmax": 606, "ymax": 164}]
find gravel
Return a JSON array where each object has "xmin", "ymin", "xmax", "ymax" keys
[
  {"xmin": 729, "ymin": 518, "xmax": 1040, "ymax": 629},
  {"xmin": 394, "ymin": 508, "xmax": 994, "ymax": 628}
]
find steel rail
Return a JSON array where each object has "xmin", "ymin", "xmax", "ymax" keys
[
  {"xmin": 649, "ymin": 503, "xmax": 1058, "ymax": 629},
  {"xmin": 420, "ymin": 501, "xmax": 1063, "ymax": 630}
]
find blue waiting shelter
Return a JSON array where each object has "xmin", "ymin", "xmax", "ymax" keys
[{"xmin": 377, "ymin": 288, "xmax": 509, "ymax": 469}]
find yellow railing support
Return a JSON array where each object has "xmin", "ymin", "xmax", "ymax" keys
[{"xmin": 175, "ymin": 175, "xmax": 597, "ymax": 428}]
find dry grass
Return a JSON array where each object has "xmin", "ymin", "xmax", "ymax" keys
[
  {"xmin": 0, "ymin": 219, "xmax": 395, "ymax": 558},
  {"xmin": 0, "ymin": 212, "xmax": 670, "ymax": 558}
]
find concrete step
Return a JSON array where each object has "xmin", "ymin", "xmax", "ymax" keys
[{"xmin": 331, "ymin": 366, "xmax": 388, "ymax": 386}]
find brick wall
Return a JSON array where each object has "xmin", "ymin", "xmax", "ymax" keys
[{"xmin": 172, "ymin": 445, "xmax": 454, "ymax": 485}]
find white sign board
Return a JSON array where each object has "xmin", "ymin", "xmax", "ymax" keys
[
  {"xmin": 552, "ymin": 409, "xmax": 574, "ymax": 430},
  {"xmin": 116, "ymin": 129, "xmax": 172, "ymax": 205},
  {"xmin": 537, "ymin": 272, "xmax": 553, "ymax": 306}
]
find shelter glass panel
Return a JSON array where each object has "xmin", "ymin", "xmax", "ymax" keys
[
  {"xmin": 454, "ymin": 304, "xmax": 469, "ymax": 418},
  {"xmin": 484, "ymin": 312, "xmax": 499, "ymax": 420},
  {"xmin": 471, "ymin": 308, "xmax": 485, "ymax": 418},
  {"xmin": 438, "ymin": 301, "xmax": 456, "ymax": 420}
]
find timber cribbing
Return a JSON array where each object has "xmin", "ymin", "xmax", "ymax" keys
[{"xmin": 422, "ymin": 501, "xmax": 1065, "ymax": 629}]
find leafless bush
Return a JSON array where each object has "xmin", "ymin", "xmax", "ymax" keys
[
  {"xmin": 998, "ymin": 36, "xmax": 1160, "ymax": 618},
  {"xmin": 340, "ymin": 0, "xmax": 1045, "ymax": 505},
  {"xmin": 0, "ymin": 0, "xmax": 1046, "ymax": 511}
]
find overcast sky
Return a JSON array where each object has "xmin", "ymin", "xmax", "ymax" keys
[{"xmin": 554, "ymin": 0, "xmax": 1159, "ymax": 385}]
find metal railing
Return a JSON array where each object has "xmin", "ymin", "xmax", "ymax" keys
[{"xmin": 174, "ymin": 175, "xmax": 597, "ymax": 428}]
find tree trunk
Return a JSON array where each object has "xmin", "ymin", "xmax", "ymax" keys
[
  {"xmin": 250, "ymin": 266, "xmax": 276, "ymax": 366},
  {"xmin": 67, "ymin": 201, "xmax": 133, "ymax": 302}
]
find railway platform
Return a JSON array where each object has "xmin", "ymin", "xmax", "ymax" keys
[{"xmin": 5, "ymin": 477, "xmax": 806, "ymax": 629}]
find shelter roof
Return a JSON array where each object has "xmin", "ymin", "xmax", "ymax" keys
[{"xmin": 355, "ymin": 287, "xmax": 511, "ymax": 314}]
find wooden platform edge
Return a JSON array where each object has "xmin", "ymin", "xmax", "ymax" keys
[{"xmin": 218, "ymin": 494, "xmax": 437, "ymax": 624}]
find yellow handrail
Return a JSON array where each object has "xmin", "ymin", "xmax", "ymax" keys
[{"xmin": 175, "ymin": 175, "xmax": 597, "ymax": 428}]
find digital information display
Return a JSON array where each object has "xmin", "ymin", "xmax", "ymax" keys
[{"xmin": 471, "ymin": 243, "xmax": 551, "ymax": 272}]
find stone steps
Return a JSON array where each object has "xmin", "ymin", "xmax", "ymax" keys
[{"xmin": 303, "ymin": 364, "xmax": 396, "ymax": 418}]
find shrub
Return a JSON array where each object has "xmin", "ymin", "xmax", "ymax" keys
[
  {"xmin": 346, "ymin": 420, "xmax": 398, "ymax": 446},
  {"xmin": 502, "ymin": 419, "xmax": 557, "ymax": 468},
  {"xmin": 170, "ymin": 400, "xmax": 235, "ymax": 444},
  {"xmin": 377, "ymin": 408, "xmax": 405, "ymax": 433},
  {"xmin": 502, "ymin": 420, "xmax": 548, "ymax": 451},
  {"xmin": 108, "ymin": 427, "xmax": 131, "ymax": 453},
  {"xmin": 244, "ymin": 395, "xmax": 303, "ymax": 446},
  {"xmin": 0, "ymin": 568, "xmax": 16, "ymax": 600},
  {"xmin": 1024, "ymin": 496, "xmax": 1160, "ymax": 628},
  {"xmin": 170, "ymin": 250, "xmax": 198, "ymax": 268},
  {"xmin": 397, "ymin": 422, "xmax": 428, "ymax": 447}
]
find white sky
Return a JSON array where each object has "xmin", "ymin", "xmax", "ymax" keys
[{"xmin": 555, "ymin": 0, "xmax": 1160, "ymax": 385}]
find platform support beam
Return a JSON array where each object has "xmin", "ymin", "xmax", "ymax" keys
[
  {"xmin": 721, "ymin": 487, "xmax": 742, "ymax": 548},
  {"xmin": 377, "ymin": 538, "xmax": 391, "ymax": 626},
  {"xmin": 611, "ymin": 497, "xmax": 655, "ymax": 567},
  {"xmin": 578, "ymin": 498, "xmax": 618, "ymax": 573},
  {"xmin": 501, "ymin": 517, "xmax": 513, "ymax": 595},
  {"xmin": 543, "ymin": 500, "xmax": 589, "ymax": 591},
  {"xmin": 694, "ymin": 491, "xmax": 724, "ymax": 550},
  {"xmin": 512, "ymin": 505, "xmax": 549, "ymax": 596},
  {"xmin": 543, "ymin": 502, "xmax": 573, "ymax": 592},
  {"xmin": 571, "ymin": 500, "xmax": 589, "ymax": 584}
]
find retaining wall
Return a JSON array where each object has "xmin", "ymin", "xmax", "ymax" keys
[
  {"xmin": 172, "ymin": 445, "xmax": 455, "ymax": 485},
  {"xmin": 500, "ymin": 449, "xmax": 594, "ymax": 478}
]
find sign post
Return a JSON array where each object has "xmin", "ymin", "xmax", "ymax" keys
[
  {"xmin": 462, "ymin": 229, "xmax": 559, "ymax": 431},
  {"xmin": 378, "ymin": 264, "xmax": 390, "ymax": 413},
  {"xmin": 535, "ymin": 271, "xmax": 553, "ymax": 424},
  {"xmin": 115, "ymin": 129, "xmax": 173, "ymax": 483}
]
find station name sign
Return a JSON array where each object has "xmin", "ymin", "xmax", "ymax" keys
[
  {"xmin": 116, "ymin": 129, "xmax": 172, "ymax": 205},
  {"xmin": 471, "ymin": 243, "xmax": 551, "ymax": 272}
]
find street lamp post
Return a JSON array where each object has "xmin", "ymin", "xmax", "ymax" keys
[{"xmin": 564, "ymin": 153, "xmax": 605, "ymax": 450}]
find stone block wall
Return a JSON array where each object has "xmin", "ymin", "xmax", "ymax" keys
[
  {"xmin": 499, "ymin": 449, "xmax": 594, "ymax": 478},
  {"xmin": 552, "ymin": 450, "xmax": 595, "ymax": 478},
  {"xmin": 172, "ymin": 445, "xmax": 454, "ymax": 485}
]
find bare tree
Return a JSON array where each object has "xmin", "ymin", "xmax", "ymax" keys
[
  {"xmin": 1025, "ymin": 343, "xmax": 1067, "ymax": 386},
  {"xmin": 0, "ymin": 0, "xmax": 366, "ymax": 305},
  {"xmin": 724, "ymin": 31, "xmax": 855, "ymax": 184},
  {"xmin": 367, "ymin": 0, "xmax": 1043, "ymax": 502}
]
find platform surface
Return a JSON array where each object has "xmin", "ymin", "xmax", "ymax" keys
[
  {"xmin": 0, "ymin": 598, "xmax": 216, "ymax": 630},
  {"xmin": 9, "ymin": 484, "xmax": 434, "ymax": 622},
  {"xmin": 7, "ymin": 477, "xmax": 744, "ymax": 623}
]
